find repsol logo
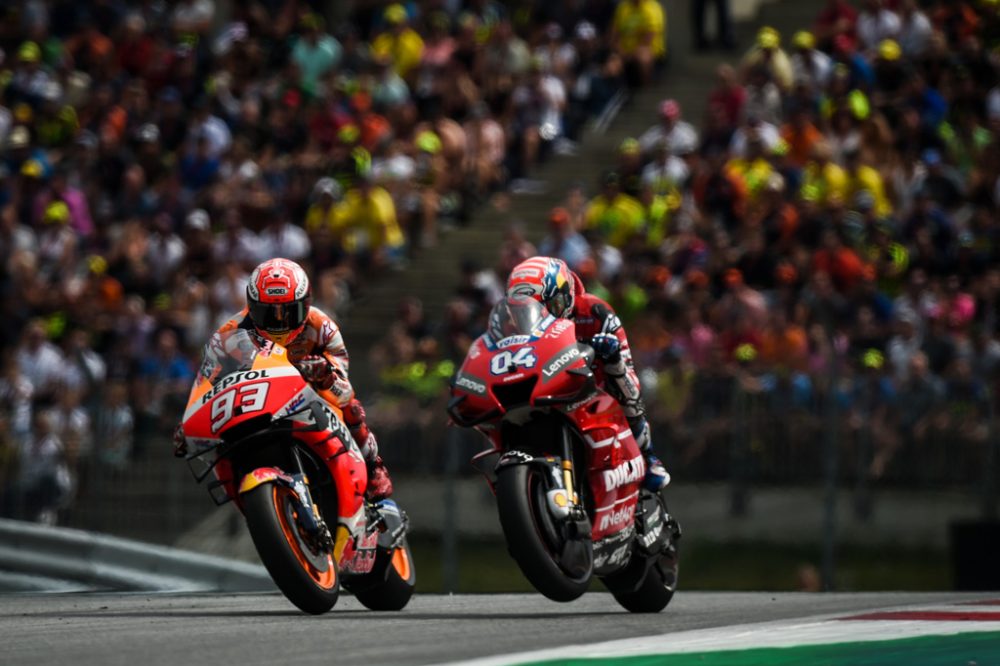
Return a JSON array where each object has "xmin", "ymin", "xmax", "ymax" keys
[
  {"xmin": 455, "ymin": 373, "xmax": 486, "ymax": 395},
  {"xmin": 603, "ymin": 455, "xmax": 646, "ymax": 491},
  {"xmin": 201, "ymin": 369, "xmax": 271, "ymax": 403},
  {"xmin": 542, "ymin": 346, "xmax": 581, "ymax": 379},
  {"xmin": 598, "ymin": 503, "xmax": 635, "ymax": 531}
]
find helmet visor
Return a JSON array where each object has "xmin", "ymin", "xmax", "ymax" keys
[
  {"xmin": 545, "ymin": 291, "xmax": 572, "ymax": 319},
  {"xmin": 248, "ymin": 300, "xmax": 308, "ymax": 333}
]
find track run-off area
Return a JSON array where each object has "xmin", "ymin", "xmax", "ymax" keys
[{"xmin": 3, "ymin": 592, "xmax": 999, "ymax": 665}]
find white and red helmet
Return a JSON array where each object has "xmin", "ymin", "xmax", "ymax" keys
[
  {"xmin": 246, "ymin": 258, "xmax": 311, "ymax": 346},
  {"xmin": 505, "ymin": 256, "xmax": 576, "ymax": 318}
]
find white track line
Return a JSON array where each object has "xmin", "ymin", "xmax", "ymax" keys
[{"xmin": 443, "ymin": 607, "xmax": 1000, "ymax": 666}]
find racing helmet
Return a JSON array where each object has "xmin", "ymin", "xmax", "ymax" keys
[
  {"xmin": 246, "ymin": 258, "xmax": 311, "ymax": 346},
  {"xmin": 505, "ymin": 257, "xmax": 576, "ymax": 318}
]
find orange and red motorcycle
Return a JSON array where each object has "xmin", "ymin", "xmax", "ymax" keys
[{"xmin": 180, "ymin": 328, "xmax": 415, "ymax": 614}]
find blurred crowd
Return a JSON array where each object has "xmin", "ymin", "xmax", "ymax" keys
[
  {"xmin": 0, "ymin": 0, "xmax": 669, "ymax": 522},
  {"xmin": 373, "ymin": 0, "xmax": 1000, "ymax": 486}
]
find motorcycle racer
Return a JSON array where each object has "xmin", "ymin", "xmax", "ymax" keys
[
  {"xmin": 506, "ymin": 256, "xmax": 669, "ymax": 491},
  {"xmin": 175, "ymin": 257, "xmax": 393, "ymax": 499}
]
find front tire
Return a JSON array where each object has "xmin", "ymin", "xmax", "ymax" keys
[
  {"xmin": 496, "ymin": 464, "xmax": 591, "ymax": 602},
  {"xmin": 350, "ymin": 538, "xmax": 416, "ymax": 611},
  {"xmin": 244, "ymin": 483, "xmax": 340, "ymax": 615}
]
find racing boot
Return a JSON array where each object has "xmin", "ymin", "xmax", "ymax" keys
[
  {"xmin": 343, "ymin": 398, "xmax": 394, "ymax": 499},
  {"xmin": 629, "ymin": 416, "xmax": 671, "ymax": 492},
  {"xmin": 366, "ymin": 456, "xmax": 394, "ymax": 501}
]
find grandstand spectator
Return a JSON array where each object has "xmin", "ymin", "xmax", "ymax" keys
[
  {"xmin": 856, "ymin": 0, "xmax": 901, "ymax": 52},
  {"xmin": 585, "ymin": 171, "xmax": 644, "ymax": 248},
  {"xmin": 538, "ymin": 207, "xmax": 590, "ymax": 272},
  {"xmin": 611, "ymin": 0, "xmax": 666, "ymax": 87},
  {"xmin": 94, "ymin": 381, "xmax": 134, "ymax": 471},
  {"xmin": 692, "ymin": 0, "xmax": 735, "ymax": 52},
  {"xmin": 742, "ymin": 27, "xmax": 793, "ymax": 91},
  {"xmin": 639, "ymin": 99, "xmax": 699, "ymax": 158}
]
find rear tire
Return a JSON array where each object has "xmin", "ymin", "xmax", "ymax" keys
[
  {"xmin": 351, "ymin": 538, "xmax": 416, "ymax": 611},
  {"xmin": 244, "ymin": 483, "xmax": 340, "ymax": 615},
  {"xmin": 496, "ymin": 464, "xmax": 590, "ymax": 602},
  {"xmin": 609, "ymin": 548, "xmax": 678, "ymax": 613}
]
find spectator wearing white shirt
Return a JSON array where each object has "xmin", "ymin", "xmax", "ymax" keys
[
  {"xmin": 642, "ymin": 139, "xmax": 690, "ymax": 194},
  {"xmin": 897, "ymin": 0, "xmax": 932, "ymax": 58},
  {"xmin": 0, "ymin": 354, "xmax": 33, "ymax": 440},
  {"xmin": 146, "ymin": 213, "xmax": 187, "ymax": 288},
  {"xmin": 213, "ymin": 209, "xmax": 261, "ymax": 267},
  {"xmin": 19, "ymin": 411, "xmax": 73, "ymax": 524},
  {"xmin": 639, "ymin": 99, "xmax": 699, "ymax": 157},
  {"xmin": 15, "ymin": 320, "xmax": 64, "ymax": 402},
  {"xmin": 790, "ymin": 31, "xmax": 832, "ymax": 88},
  {"xmin": 187, "ymin": 98, "xmax": 232, "ymax": 160},
  {"xmin": 211, "ymin": 261, "xmax": 250, "ymax": 322},
  {"xmin": 730, "ymin": 114, "xmax": 781, "ymax": 157},
  {"xmin": 44, "ymin": 386, "xmax": 92, "ymax": 458},
  {"xmin": 857, "ymin": 0, "xmax": 900, "ymax": 52},
  {"xmin": 172, "ymin": 0, "xmax": 215, "ymax": 35},
  {"xmin": 258, "ymin": 210, "xmax": 311, "ymax": 262},
  {"xmin": 61, "ymin": 329, "xmax": 106, "ymax": 396},
  {"xmin": 95, "ymin": 381, "xmax": 134, "ymax": 471}
]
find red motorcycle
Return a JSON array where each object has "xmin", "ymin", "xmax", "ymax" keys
[
  {"xmin": 448, "ymin": 297, "xmax": 680, "ymax": 612},
  {"xmin": 180, "ymin": 329, "xmax": 415, "ymax": 614}
]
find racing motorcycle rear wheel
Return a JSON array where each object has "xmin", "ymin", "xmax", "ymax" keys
[
  {"xmin": 244, "ymin": 483, "xmax": 340, "ymax": 615},
  {"xmin": 609, "ymin": 546, "xmax": 679, "ymax": 613},
  {"xmin": 349, "ymin": 538, "xmax": 417, "ymax": 611},
  {"xmin": 496, "ymin": 464, "xmax": 591, "ymax": 601}
]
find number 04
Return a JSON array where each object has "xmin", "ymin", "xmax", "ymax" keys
[{"xmin": 210, "ymin": 382, "xmax": 269, "ymax": 432}]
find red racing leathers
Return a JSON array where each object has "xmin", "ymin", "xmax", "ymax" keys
[{"xmin": 566, "ymin": 274, "xmax": 646, "ymax": 429}]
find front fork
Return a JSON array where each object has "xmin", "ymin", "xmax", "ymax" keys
[
  {"xmin": 289, "ymin": 447, "xmax": 334, "ymax": 551},
  {"xmin": 545, "ymin": 426, "xmax": 589, "ymax": 532}
]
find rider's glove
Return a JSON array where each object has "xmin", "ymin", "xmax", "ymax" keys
[
  {"xmin": 294, "ymin": 354, "xmax": 336, "ymax": 391},
  {"xmin": 173, "ymin": 424, "xmax": 188, "ymax": 458},
  {"xmin": 628, "ymin": 416, "xmax": 651, "ymax": 451},
  {"xmin": 589, "ymin": 333, "xmax": 622, "ymax": 363}
]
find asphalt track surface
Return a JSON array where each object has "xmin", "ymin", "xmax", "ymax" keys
[{"xmin": 3, "ymin": 591, "xmax": 995, "ymax": 665}]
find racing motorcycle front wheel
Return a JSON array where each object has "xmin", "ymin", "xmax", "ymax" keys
[
  {"xmin": 495, "ymin": 463, "xmax": 591, "ymax": 602},
  {"xmin": 244, "ymin": 482, "xmax": 340, "ymax": 615}
]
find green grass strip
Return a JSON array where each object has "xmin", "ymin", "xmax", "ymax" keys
[{"xmin": 518, "ymin": 631, "xmax": 1000, "ymax": 666}]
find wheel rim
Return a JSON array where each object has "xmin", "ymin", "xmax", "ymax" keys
[
  {"xmin": 525, "ymin": 469, "xmax": 589, "ymax": 582},
  {"xmin": 273, "ymin": 485, "xmax": 337, "ymax": 590},
  {"xmin": 391, "ymin": 547, "xmax": 411, "ymax": 581}
]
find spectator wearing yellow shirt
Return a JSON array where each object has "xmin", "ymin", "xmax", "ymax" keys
[
  {"xmin": 801, "ymin": 141, "xmax": 848, "ymax": 206},
  {"xmin": 372, "ymin": 4, "xmax": 425, "ymax": 79},
  {"xmin": 304, "ymin": 178, "xmax": 342, "ymax": 233},
  {"xmin": 843, "ymin": 145, "xmax": 892, "ymax": 219},
  {"xmin": 611, "ymin": 0, "xmax": 666, "ymax": 87},
  {"xmin": 741, "ymin": 26, "xmax": 794, "ymax": 91},
  {"xmin": 585, "ymin": 171, "xmax": 645, "ymax": 247},
  {"xmin": 725, "ymin": 136, "xmax": 776, "ymax": 203},
  {"xmin": 334, "ymin": 172, "xmax": 406, "ymax": 269}
]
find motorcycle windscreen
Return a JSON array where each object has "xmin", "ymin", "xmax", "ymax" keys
[
  {"xmin": 188, "ymin": 330, "xmax": 286, "ymax": 399},
  {"xmin": 486, "ymin": 296, "xmax": 548, "ymax": 343}
]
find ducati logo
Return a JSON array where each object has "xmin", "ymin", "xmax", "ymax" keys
[{"xmin": 602, "ymin": 455, "xmax": 646, "ymax": 491}]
